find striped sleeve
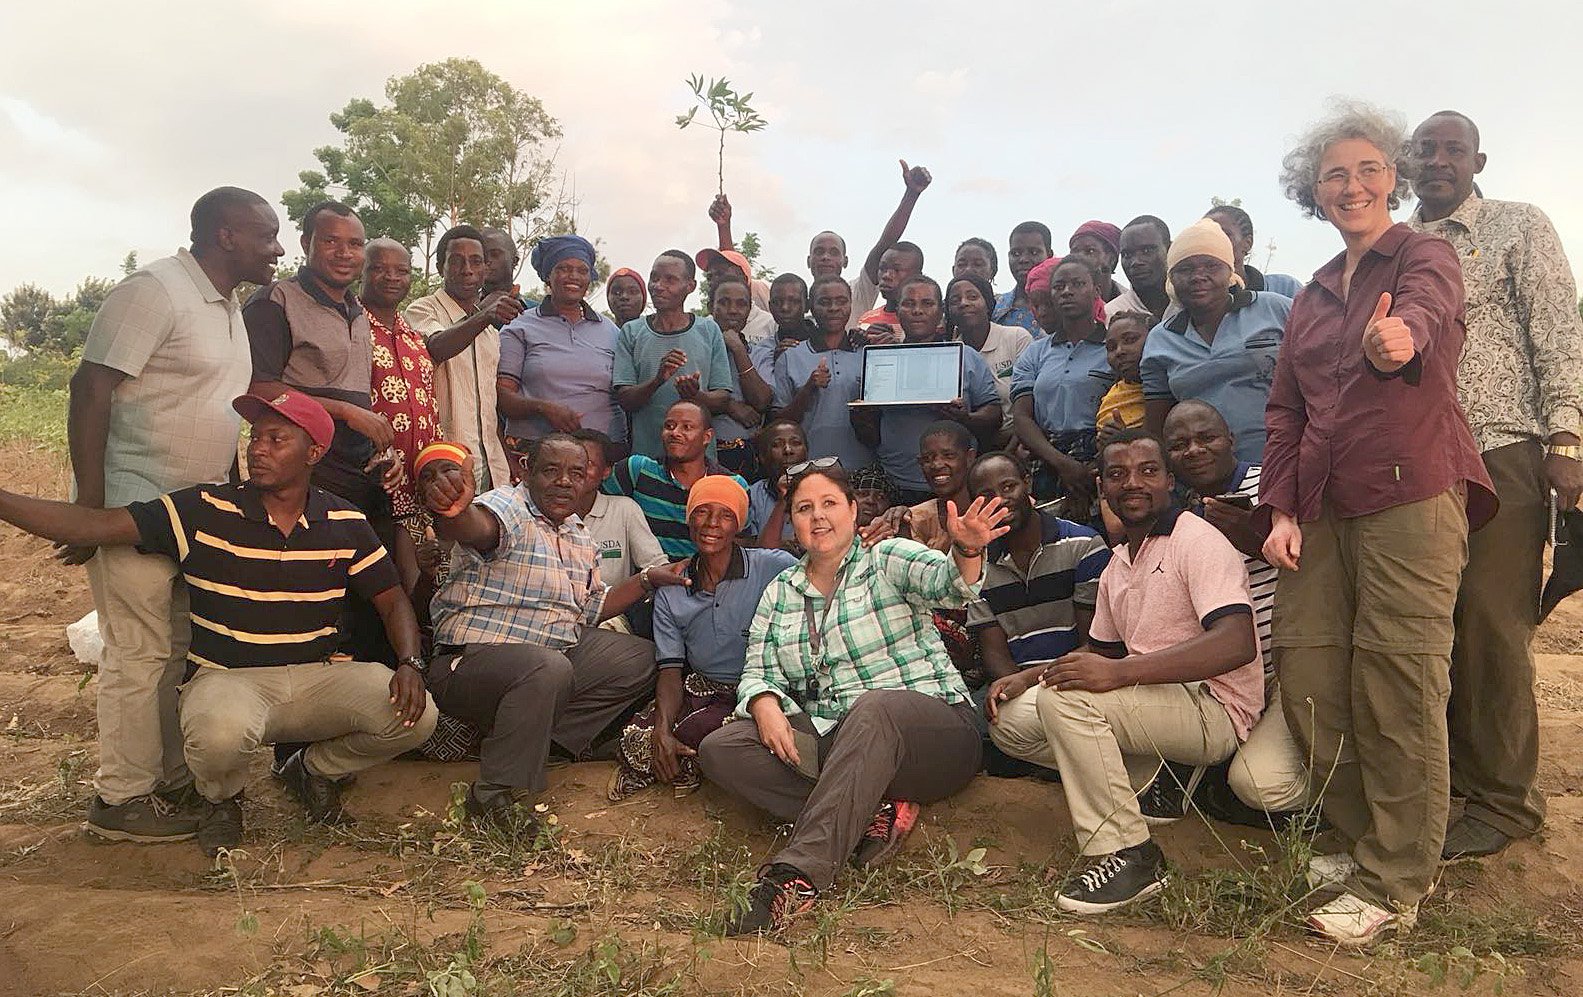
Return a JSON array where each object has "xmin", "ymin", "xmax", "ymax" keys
[
  {"xmin": 1072, "ymin": 536, "xmax": 1111, "ymax": 607},
  {"xmin": 126, "ymin": 486, "xmax": 198, "ymax": 563}
]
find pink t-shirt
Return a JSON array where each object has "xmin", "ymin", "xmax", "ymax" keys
[{"xmin": 1089, "ymin": 510, "xmax": 1265, "ymax": 740}]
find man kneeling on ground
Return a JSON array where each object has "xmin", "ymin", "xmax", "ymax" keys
[
  {"xmin": 985, "ymin": 429, "xmax": 1264, "ymax": 913},
  {"xmin": 419, "ymin": 434, "xmax": 688, "ymax": 829},
  {"xmin": 0, "ymin": 390, "xmax": 436, "ymax": 854}
]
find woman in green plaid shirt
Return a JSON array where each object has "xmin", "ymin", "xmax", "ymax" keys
[{"xmin": 698, "ymin": 462, "xmax": 1009, "ymax": 935}]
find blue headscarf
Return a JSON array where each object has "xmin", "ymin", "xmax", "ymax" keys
[{"xmin": 530, "ymin": 234, "xmax": 597, "ymax": 283}]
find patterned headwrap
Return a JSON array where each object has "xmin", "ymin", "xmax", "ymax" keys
[{"xmin": 850, "ymin": 463, "xmax": 896, "ymax": 501}]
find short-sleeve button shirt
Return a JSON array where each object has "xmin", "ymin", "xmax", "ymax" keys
[
  {"xmin": 82, "ymin": 249, "xmax": 253, "ymax": 506},
  {"xmin": 1010, "ymin": 329, "xmax": 1114, "ymax": 435},
  {"xmin": 1139, "ymin": 291, "xmax": 1292, "ymax": 463},
  {"xmin": 125, "ymin": 482, "xmax": 398, "ymax": 670},
  {"xmin": 653, "ymin": 546, "xmax": 797, "ymax": 683}
]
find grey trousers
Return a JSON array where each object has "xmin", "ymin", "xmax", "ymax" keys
[
  {"xmin": 427, "ymin": 628, "xmax": 655, "ymax": 794},
  {"xmin": 697, "ymin": 689, "xmax": 981, "ymax": 890}
]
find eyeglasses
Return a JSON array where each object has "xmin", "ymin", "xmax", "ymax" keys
[
  {"xmin": 1316, "ymin": 162, "xmax": 1390, "ymax": 190},
  {"xmin": 785, "ymin": 456, "xmax": 842, "ymax": 478}
]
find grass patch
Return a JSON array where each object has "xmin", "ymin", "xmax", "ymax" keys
[{"xmin": 0, "ymin": 384, "xmax": 68, "ymax": 450}]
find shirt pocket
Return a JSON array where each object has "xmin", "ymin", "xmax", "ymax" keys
[{"xmin": 1241, "ymin": 332, "xmax": 1284, "ymax": 388}]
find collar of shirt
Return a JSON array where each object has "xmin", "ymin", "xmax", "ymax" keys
[
  {"xmin": 293, "ymin": 273, "xmax": 364, "ymax": 323},
  {"xmin": 782, "ymin": 539, "xmax": 865, "ymax": 599},
  {"xmin": 688, "ymin": 544, "xmax": 748, "ymax": 584},
  {"xmin": 534, "ymin": 298, "xmax": 602, "ymax": 324},
  {"xmin": 1412, "ymin": 193, "xmax": 1484, "ymax": 235},
  {"xmin": 1110, "ymin": 505, "xmax": 1184, "ymax": 566},
  {"xmin": 366, "ymin": 309, "xmax": 417, "ymax": 339},
  {"xmin": 1309, "ymin": 223, "xmax": 1413, "ymax": 301},
  {"xmin": 521, "ymin": 487, "xmax": 587, "ymax": 538},
  {"xmin": 175, "ymin": 248, "xmax": 229, "ymax": 305},
  {"xmin": 1051, "ymin": 326, "xmax": 1107, "ymax": 347},
  {"xmin": 987, "ymin": 509, "xmax": 1080, "ymax": 562},
  {"xmin": 233, "ymin": 482, "xmax": 335, "ymax": 529},
  {"xmin": 1163, "ymin": 289, "xmax": 1258, "ymax": 335}
]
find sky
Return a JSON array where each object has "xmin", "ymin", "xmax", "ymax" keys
[{"xmin": 5, "ymin": 1, "xmax": 1583, "ymax": 299}]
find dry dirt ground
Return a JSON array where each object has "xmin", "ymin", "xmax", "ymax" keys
[{"xmin": 2, "ymin": 440, "xmax": 1582, "ymax": 997}]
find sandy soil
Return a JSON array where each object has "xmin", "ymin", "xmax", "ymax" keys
[{"xmin": 1, "ymin": 440, "xmax": 1580, "ymax": 996}]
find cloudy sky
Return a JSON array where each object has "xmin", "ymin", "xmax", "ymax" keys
[{"xmin": 5, "ymin": 1, "xmax": 1583, "ymax": 298}]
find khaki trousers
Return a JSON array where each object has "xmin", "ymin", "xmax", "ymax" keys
[
  {"xmin": 989, "ymin": 682, "xmax": 1238, "ymax": 856},
  {"xmin": 86, "ymin": 545, "xmax": 191, "ymax": 805},
  {"xmin": 1226, "ymin": 677, "xmax": 1311, "ymax": 814},
  {"xmin": 1451, "ymin": 442, "xmax": 1547, "ymax": 837},
  {"xmin": 1276, "ymin": 490, "xmax": 1468, "ymax": 907},
  {"xmin": 698, "ymin": 690, "xmax": 981, "ymax": 890},
  {"xmin": 179, "ymin": 661, "xmax": 437, "ymax": 802}
]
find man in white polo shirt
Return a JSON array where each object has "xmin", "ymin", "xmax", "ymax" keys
[{"xmin": 67, "ymin": 186, "xmax": 284, "ymax": 841}]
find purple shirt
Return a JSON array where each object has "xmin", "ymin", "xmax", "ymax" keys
[
  {"xmin": 497, "ymin": 300, "xmax": 624, "ymax": 442},
  {"xmin": 1258, "ymin": 224, "xmax": 1495, "ymax": 528}
]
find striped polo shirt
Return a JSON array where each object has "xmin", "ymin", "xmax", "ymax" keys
[
  {"xmin": 127, "ymin": 482, "xmax": 399, "ymax": 670},
  {"xmin": 966, "ymin": 511, "xmax": 1111, "ymax": 665},
  {"xmin": 602, "ymin": 455, "xmax": 746, "ymax": 559},
  {"xmin": 1191, "ymin": 462, "xmax": 1277, "ymax": 676}
]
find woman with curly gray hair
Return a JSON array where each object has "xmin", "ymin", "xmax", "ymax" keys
[{"xmin": 1255, "ymin": 99, "xmax": 1496, "ymax": 947}]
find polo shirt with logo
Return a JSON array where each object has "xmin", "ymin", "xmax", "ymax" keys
[
  {"xmin": 125, "ymin": 482, "xmax": 398, "ymax": 670},
  {"xmin": 1089, "ymin": 508, "xmax": 1264, "ymax": 741}
]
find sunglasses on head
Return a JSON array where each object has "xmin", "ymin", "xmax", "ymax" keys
[{"xmin": 785, "ymin": 456, "xmax": 842, "ymax": 478}]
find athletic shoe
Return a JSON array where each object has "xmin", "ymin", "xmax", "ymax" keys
[
  {"xmin": 1306, "ymin": 852, "xmax": 1358, "ymax": 892},
  {"xmin": 723, "ymin": 863, "xmax": 818, "ymax": 936},
  {"xmin": 1056, "ymin": 840, "xmax": 1168, "ymax": 914},
  {"xmin": 278, "ymin": 749, "xmax": 350, "ymax": 824},
  {"xmin": 197, "ymin": 796, "xmax": 244, "ymax": 856},
  {"xmin": 1137, "ymin": 762, "xmax": 1203, "ymax": 827},
  {"xmin": 1307, "ymin": 892, "xmax": 1415, "ymax": 947},
  {"xmin": 850, "ymin": 800, "xmax": 919, "ymax": 869},
  {"xmin": 1441, "ymin": 816, "xmax": 1511, "ymax": 861},
  {"xmin": 84, "ymin": 793, "xmax": 199, "ymax": 843}
]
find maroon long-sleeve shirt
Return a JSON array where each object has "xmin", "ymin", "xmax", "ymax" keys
[{"xmin": 1257, "ymin": 223, "xmax": 1496, "ymax": 529}]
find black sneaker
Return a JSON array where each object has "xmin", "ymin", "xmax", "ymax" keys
[
  {"xmin": 850, "ymin": 800, "xmax": 919, "ymax": 869},
  {"xmin": 1441, "ymin": 815, "xmax": 1512, "ymax": 861},
  {"xmin": 723, "ymin": 863, "xmax": 819, "ymax": 936},
  {"xmin": 84, "ymin": 793, "xmax": 200, "ymax": 842},
  {"xmin": 462, "ymin": 783, "xmax": 539, "ymax": 835},
  {"xmin": 1138, "ymin": 762, "xmax": 1203, "ymax": 827},
  {"xmin": 197, "ymin": 795, "xmax": 244, "ymax": 857},
  {"xmin": 1057, "ymin": 840, "xmax": 1168, "ymax": 914},
  {"xmin": 278, "ymin": 749, "xmax": 350, "ymax": 825},
  {"xmin": 156, "ymin": 781, "xmax": 204, "ymax": 811}
]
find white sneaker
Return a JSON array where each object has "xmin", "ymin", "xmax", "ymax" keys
[
  {"xmin": 1305, "ymin": 853, "xmax": 1357, "ymax": 891},
  {"xmin": 1307, "ymin": 892, "xmax": 1417, "ymax": 948}
]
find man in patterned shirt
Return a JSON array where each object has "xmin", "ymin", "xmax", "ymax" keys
[
  {"xmin": 419, "ymin": 434, "xmax": 687, "ymax": 827},
  {"xmin": 1409, "ymin": 111, "xmax": 1583, "ymax": 860}
]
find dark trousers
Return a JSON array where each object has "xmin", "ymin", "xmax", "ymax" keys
[
  {"xmin": 1451, "ymin": 442, "xmax": 1548, "ymax": 838},
  {"xmin": 427, "ymin": 629, "xmax": 655, "ymax": 794},
  {"xmin": 697, "ymin": 689, "xmax": 981, "ymax": 890}
]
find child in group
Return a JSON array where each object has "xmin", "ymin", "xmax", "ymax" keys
[{"xmin": 1095, "ymin": 310, "xmax": 1150, "ymax": 447}]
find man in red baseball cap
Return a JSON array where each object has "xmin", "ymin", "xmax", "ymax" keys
[
  {"xmin": 695, "ymin": 246, "xmax": 777, "ymax": 344},
  {"xmin": 0, "ymin": 387, "xmax": 435, "ymax": 856}
]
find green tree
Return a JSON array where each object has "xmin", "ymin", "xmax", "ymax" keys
[
  {"xmin": 1, "ymin": 283, "xmax": 57, "ymax": 350},
  {"xmin": 676, "ymin": 75, "xmax": 768, "ymax": 195},
  {"xmin": 283, "ymin": 58, "xmax": 566, "ymax": 273}
]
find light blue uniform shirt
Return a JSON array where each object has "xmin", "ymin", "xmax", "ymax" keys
[
  {"xmin": 713, "ymin": 338, "xmax": 778, "ymax": 444},
  {"xmin": 1139, "ymin": 291, "xmax": 1292, "ymax": 463},
  {"xmin": 653, "ymin": 546, "xmax": 798, "ymax": 683},
  {"xmin": 1009, "ymin": 330, "xmax": 1114, "ymax": 435},
  {"xmin": 498, "ymin": 300, "xmax": 624, "ymax": 442},
  {"xmin": 613, "ymin": 315, "xmax": 734, "ymax": 459},
  {"xmin": 875, "ymin": 344, "xmax": 1000, "ymax": 494},
  {"xmin": 772, "ymin": 339, "xmax": 873, "ymax": 472},
  {"xmin": 746, "ymin": 478, "xmax": 794, "ymax": 541}
]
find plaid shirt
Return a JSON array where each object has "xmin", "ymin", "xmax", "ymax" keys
[
  {"xmin": 739, "ymin": 538, "xmax": 979, "ymax": 728},
  {"xmin": 431, "ymin": 486, "xmax": 605, "ymax": 649}
]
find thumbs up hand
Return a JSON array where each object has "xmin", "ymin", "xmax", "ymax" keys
[{"xmin": 1362, "ymin": 292, "xmax": 1415, "ymax": 374}]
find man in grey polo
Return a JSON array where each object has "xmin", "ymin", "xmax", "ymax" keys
[{"xmin": 67, "ymin": 186, "xmax": 283, "ymax": 841}]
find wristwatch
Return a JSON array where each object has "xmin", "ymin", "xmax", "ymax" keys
[
  {"xmin": 398, "ymin": 655, "xmax": 428, "ymax": 675},
  {"xmin": 638, "ymin": 567, "xmax": 656, "ymax": 594},
  {"xmin": 1546, "ymin": 444, "xmax": 1581, "ymax": 462},
  {"xmin": 952, "ymin": 541, "xmax": 985, "ymax": 559}
]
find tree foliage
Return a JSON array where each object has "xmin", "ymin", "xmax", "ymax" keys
[
  {"xmin": 676, "ymin": 75, "xmax": 767, "ymax": 194},
  {"xmin": 282, "ymin": 58, "xmax": 568, "ymax": 272},
  {"xmin": 1, "ymin": 276, "xmax": 116, "ymax": 356}
]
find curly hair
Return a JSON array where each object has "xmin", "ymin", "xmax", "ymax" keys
[{"xmin": 1279, "ymin": 98, "xmax": 1416, "ymax": 220}]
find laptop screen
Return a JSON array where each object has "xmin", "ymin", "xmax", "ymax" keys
[{"xmin": 857, "ymin": 341, "xmax": 964, "ymax": 406}]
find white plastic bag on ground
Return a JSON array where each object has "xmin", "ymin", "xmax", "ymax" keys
[{"xmin": 67, "ymin": 611, "xmax": 104, "ymax": 668}]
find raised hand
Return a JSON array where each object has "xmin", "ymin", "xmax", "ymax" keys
[
  {"xmin": 658, "ymin": 348, "xmax": 689, "ymax": 381},
  {"xmin": 708, "ymin": 193, "xmax": 732, "ymax": 226},
  {"xmin": 420, "ymin": 456, "xmax": 475, "ymax": 519},
  {"xmin": 482, "ymin": 290, "xmax": 526, "ymax": 326},
  {"xmin": 900, "ymin": 159, "xmax": 932, "ymax": 195},
  {"xmin": 945, "ymin": 495, "xmax": 1011, "ymax": 549},
  {"xmin": 1361, "ymin": 292, "xmax": 1414, "ymax": 373},
  {"xmin": 807, "ymin": 358, "xmax": 831, "ymax": 390}
]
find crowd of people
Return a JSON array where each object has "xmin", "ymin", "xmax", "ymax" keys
[{"xmin": 2, "ymin": 99, "xmax": 1580, "ymax": 950}]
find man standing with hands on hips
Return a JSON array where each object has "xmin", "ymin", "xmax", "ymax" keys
[{"xmin": 1409, "ymin": 110, "xmax": 1583, "ymax": 860}]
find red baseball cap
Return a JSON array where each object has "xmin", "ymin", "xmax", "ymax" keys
[
  {"xmin": 233, "ymin": 389, "xmax": 335, "ymax": 448},
  {"xmin": 694, "ymin": 247, "xmax": 752, "ymax": 280}
]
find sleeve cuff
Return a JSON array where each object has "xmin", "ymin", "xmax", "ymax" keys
[
  {"xmin": 656, "ymin": 657, "xmax": 687, "ymax": 670},
  {"xmin": 1201, "ymin": 603, "xmax": 1253, "ymax": 629},
  {"xmin": 1544, "ymin": 406, "xmax": 1583, "ymax": 439},
  {"xmin": 1090, "ymin": 637, "xmax": 1127, "ymax": 656}
]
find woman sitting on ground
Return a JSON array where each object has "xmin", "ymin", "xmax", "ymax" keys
[
  {"xmin": 608, "ymin": 476, "xmax": 796, "ymax": 801},
  {"xmin": 698, "ymin": 463, "xmax": 1008, "ymax": 936}
]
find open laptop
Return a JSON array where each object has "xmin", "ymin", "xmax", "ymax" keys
[{"xmin": 849, "ymin": 341, "xmax": 964, "ymax": 408}]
